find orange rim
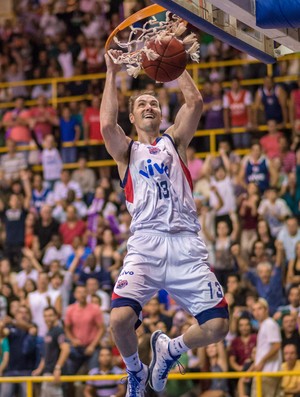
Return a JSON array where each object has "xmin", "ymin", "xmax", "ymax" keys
[{"xmin": 105, "ymin": 4, "xmax": 167, "ymax": 52}]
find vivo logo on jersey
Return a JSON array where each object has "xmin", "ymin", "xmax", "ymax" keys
[
  {"xmin": 120, "ymin": 270, "xmax": 134, "ymax": 276},
  {"xmin": 139, "ymin": 159, "xmax": 169, "ymax": 179}
]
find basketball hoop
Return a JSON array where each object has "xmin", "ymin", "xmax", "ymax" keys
[{"xmin": 105, "ymin": 4, "xmax": 200, "ymax": 78}]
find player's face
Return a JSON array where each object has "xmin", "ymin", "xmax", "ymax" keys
[{"xmin": 130, "ymin": 95, "xmax": 162, "ymax": 132}]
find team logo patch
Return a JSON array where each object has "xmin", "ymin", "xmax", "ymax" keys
[
  {"xmin": 116, "ymin": 280, "xmax": 128, "ymax": 289},
  {"xmin": 147, "ymin": 146, "xmax": 161, "ymax": 155}
]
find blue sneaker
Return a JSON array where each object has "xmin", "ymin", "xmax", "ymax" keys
[
  {"xmin": 125, "ymin": 364, "xmax": 149, "ymax": 397},
  {"xmin": 149, "ymin": 330, "xmax": 181, "ymax": 392}
]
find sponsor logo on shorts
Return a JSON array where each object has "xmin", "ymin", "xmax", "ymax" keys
[
  {"xmin": 116, "ymin": 280, "xmax": 128, "ymax": 289},
  {"xmin": 120, "ymin": 270, "xmax": 134, "ymax": 276},
  {"xmin": 147, "ymin": 146, "xmax": 161, "ymax": 155}
]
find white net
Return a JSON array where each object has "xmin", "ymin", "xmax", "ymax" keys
[{"xmin": 109, "ymin": 11, "xmax": 200, "ymax": 78}]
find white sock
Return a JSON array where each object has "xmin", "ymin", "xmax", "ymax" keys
[
  {"xmin": 168, "ymin": 335, "xmax": 189, "ymax": 357},
  {"xmin": 123, "ymin": 352, "xmax": 143, "ymax": 372}
]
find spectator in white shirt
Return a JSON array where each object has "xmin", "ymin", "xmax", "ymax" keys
[
  {"xmin": 277, "ymin": 216, "xmax": 300, "ymax": 262},
  {"xmin": 258, "ymin": 187, "xmax": 291, "ymax": 238},
  {"xmin": 16, "ymin": 248, "xmax": 42, "ymax": 289},
  {"xmin": 53, "ymin": 169, "xmax": 83, "ymax": 205},
  {"xmin": 57, "ymin": 41, "xmax": 74, "ymax": 78},
  {"xmin": 41, "ymin": 134, "xmax": 63, "ymax": 190},
  {"xmin": 42, "ymin": 234, "xmax": 73, "ymax": 268}
]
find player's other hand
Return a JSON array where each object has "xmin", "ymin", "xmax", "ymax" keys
[{"xmin": 105, "ymin": 51, "xmax": 122, "ymax": 73}]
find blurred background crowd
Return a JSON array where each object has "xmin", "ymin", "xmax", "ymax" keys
[{"xmin": 0, "ymin": 0, "xmax": 299, "ymax": 397}]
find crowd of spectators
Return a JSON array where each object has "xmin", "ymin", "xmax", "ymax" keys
[{"xmin": 0, "ymin": 1, "xmax": 299, "ymax": 397}]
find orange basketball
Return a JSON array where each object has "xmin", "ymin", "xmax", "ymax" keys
[{"xmin": 141, "ymin": 36, "xmax": 187, "ymax": 82}]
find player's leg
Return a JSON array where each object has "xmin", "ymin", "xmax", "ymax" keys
[
  {"xmin": 111, "ymin": 233, "xmax": 167, "ymax": 396},
  {"xmin": 149, "ymin": 234, "xmax": 229, "ymax": 392}
]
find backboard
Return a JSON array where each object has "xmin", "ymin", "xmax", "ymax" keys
[{"xmin": 151, "ymin": 0, "xmax": 300, "ymax": 63}]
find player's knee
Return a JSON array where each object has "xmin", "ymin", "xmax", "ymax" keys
[
  {"xmin": 110, "ymin": 306, "xmax": 137, "ymax": 334},
  {"xmin": 200, "ymin": 317, "xmax": 229, "ymax": 344},
  {"xmin": 210, "ymin": 318, "xmax": 229, "ymax": 342}
]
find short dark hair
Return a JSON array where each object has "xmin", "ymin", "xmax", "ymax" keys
[
  {"xmin": 44, "ymin": 306, "xmax": 58, "ymax": 316},
  {"xmin": 128, "ymin": 91, "xmax": 158, "ymax": 113}
]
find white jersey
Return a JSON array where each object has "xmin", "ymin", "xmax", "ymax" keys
[{"xmin": 122, "ymin": 134, "xmax": 200, "ymax": 234}]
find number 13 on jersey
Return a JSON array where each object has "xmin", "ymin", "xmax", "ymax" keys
[{"xmin": 156, "ymin": 181, "xmax": 170, "ymax": 199}]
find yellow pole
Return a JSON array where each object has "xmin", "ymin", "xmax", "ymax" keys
[
  {"xmin": 256, "ymin": 374, "xmax": 263, "ymax": 397},
  {"xmin": 267, "ymin": 63, "xmax": 273, "ymax": 77},
  {"xmin": 52, "ymin": 80, "xmax": 58, "ymax": 109},
  {"xmin": 210, "ymin": 131, "xmax": 216, "ymax": 154},
  {"xmin": 26, "ymin": 380, "xmax": 33, "ymax": 397}
]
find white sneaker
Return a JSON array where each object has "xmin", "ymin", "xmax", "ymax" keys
[
  {"xmin": 149, "ymin": 330, "xmax": 181, "ymax": 392},
  {"xmin": 125, "ymin": 363, "xmax": 149, "ymax": 397}
]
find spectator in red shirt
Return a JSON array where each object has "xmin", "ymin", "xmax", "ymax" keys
[
  {"xmin": 64, "ymin": 284, "xmax": 105, "ymax": 374},
  {"xmin": 2, "ymin": 97, "xmax": 32, "ymax": 145},
  {"xmin": 278, "ymin": 135, "xmax": 296, "ymax": 174},
  {"xmin": 229, "ymin": 316, "xmax": 257, "ymax": 371},
  {"xmin": 260, "ymin": 119, "xmax": 283, "ymax": 159},
  {"xmin": 30, "ymin": 95, "xmax": 59, "ymax": 145},
  {"xmin": 84, "ymin": 96, "xmax": 110, "ymax": 176},
  {"xmin": 223, "ymin": 77, "xmax": 252, "ymax": 149},
  {"xmin": 59, "ymin": 205, "xmax": 86, "ymax": 245}
]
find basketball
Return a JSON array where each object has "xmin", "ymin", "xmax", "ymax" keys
[{"xmin": 141, "ymin": 36, "xmax": 188, "ymax": 82}]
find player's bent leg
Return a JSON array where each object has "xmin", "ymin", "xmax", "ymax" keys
[{"xmin": 110, "ymin": 306, "xmax": 149, "ymax": 397}]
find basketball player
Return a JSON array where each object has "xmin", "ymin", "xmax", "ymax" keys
[{"xmin": 100, "ymin": 52, "xmax": 229, "ymax": 397}]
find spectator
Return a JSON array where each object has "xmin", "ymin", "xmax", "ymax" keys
[
  {"xmin": 278, "ymin": 136, "xmax": 296, "ymax": 174},
  {"xmin": 27, "ymin": 272, "xmax": 61, "ymax": 337},
  {"xmin": 77, "ymin": 38, "xmax": 105, "ymax": 73},
  {"xmin": 84, "ymin": 347, "xmax": 125, "ymax": 397},
  {"xmin": 42, "ymin": 234, "xmax": 74, "ymax": 268},
  {"xmin": 34, "ymin": 306, "xmax": 70, "ymax": 397},
  {"xmin": 286, "ymin": 242, "xmax": 300, "ymax": 286},
  {"xmin": 53, "ymin": 170, "xmax": 83, "ymax": 205},
  {"xmin": 33, "ymin": 205, "xmax": 59, "ymax": 257},
  {"xmin": 282, "ymin": 169, "xmax": 300, "ymax": 218},
  {"xmin": 57, "ymin": 41, "xmax": 74, "ymax": 78},
  {"xmin": 41, "ymin": 134, "xmax": 63, "ymax": 190},
  {"xmin": 289, "ymin": 76, "xmax": 300, "ymax": 137},
  {"xmin": 281, "ymin": 344, "xmax": 300, "ymax": 397},
  {"xmin": 242, "ymin": 242, "xmax": 285, "ymax": 315},
  {"xmin": 1, "ymin": 172, "xmax": 31, "ymax": 271},
  {"xmin": 31, "ymin": 173, "xmax": 52, "ymax": 212},
  {"xmin": 15, "ymin": 248, "xmax": 42, "ymax": 290},
  {"xmin": 72, "ymin": 156, "xmax": 96, "ymax": 205},
  {"xmin": 0, "ymin": 321, "xmax": 9, "ymax": 376},
  {"xmin": 277, "ymin": 216, "xmax": 300, "ymax": 262},
  {"xmin": 258, "ymin": 187, "xmax": 291, "ymax": 238},
  {"xmin": 281, "ymin": 314, "xmax": 300, "ymax": 359},
  {"xmin": 186, "ymin": 146, "xmax": 203, "ymax": 184},
  {"xmin": 200, "ymin": 342, "xmax": 229, "ymax": 397},
  {"xmin": 239, "ymin": 182, "xmax": 260, "ymax": 257},
  {"xmin": 30, "ymin": 95, "xmax": 59, "ymax": 145},
  {"xmin": 143, "ymin": 297, "xmax": 173, "ymax": 334},
  {"xmin": 274, "ymin": 286, "xmax": 300, "ymax": 325},
  {"xmin": 64, "ymin": 285, "xmax": 105, "ymax": 374},
  {"xmin": 229, "ymin": 316, "xmax": 257, "ymax": 371},
  {"xmin": 0, "ymin": 139, "xmax": 27, "ymax": 184},
  {"xmin": 254, "ymin": 76, "xmax": 288, "ymax": 128},
  {"xmin": 241, "ymin": 142, "xmax": 271, "ymax": 193},
  {"xmin": 203, "ymin": 81, "xmax": 224, "ymax": 130},
  {"xmin": 251, "ymin": 298, "xmax": 282, "ymax": 397},
  {"xmin": 256, "ymin": 219, "xmax": 276, "ymax": 259},
  {"xmin": 2, "ymin": 97, "xmax": 32, "ymax": 146},
  {"xmin": 59, "ymin": 106, "xmax": 81, "ymax": 164},
  {"xmin": 59, "ymin": 205, "xmax": 86, "ymax": 245},
  {"xmin": 260, "ymin": 120, "xmax": 283, "ymax": 159},
  {"xmin": 1, "ymin": 305, "xmax": 40, "ymax": 397},
  {"xmin": 223, "ymin": 77, "xmax": 252, "ymax": 148}
]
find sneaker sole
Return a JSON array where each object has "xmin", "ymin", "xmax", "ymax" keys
[{"xmin": 149, "ymin": 330, "xmax": 163, "ymax": 391}]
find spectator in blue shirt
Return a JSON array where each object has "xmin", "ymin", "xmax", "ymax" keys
[{"xmin": 59, "ymin": 106, "xmax": 80, "ymax": 164}]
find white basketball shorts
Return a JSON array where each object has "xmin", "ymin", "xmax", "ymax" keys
[{"xmin": 111, "ymin": 231, "xmax": 228, "ymax": 325}]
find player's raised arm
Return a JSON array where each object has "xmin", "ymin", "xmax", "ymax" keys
[
  {"xmin": 100, "ymin": 52, "xmax": 130, "ymax": 163},
  {"xmin": 168, "ymin": 70, "xmax": 203, "ymax": 149}
]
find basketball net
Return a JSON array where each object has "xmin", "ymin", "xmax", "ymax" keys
[{"xmin": 109, "ymin": 12, "xmax": 200, "ymax": 78}]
